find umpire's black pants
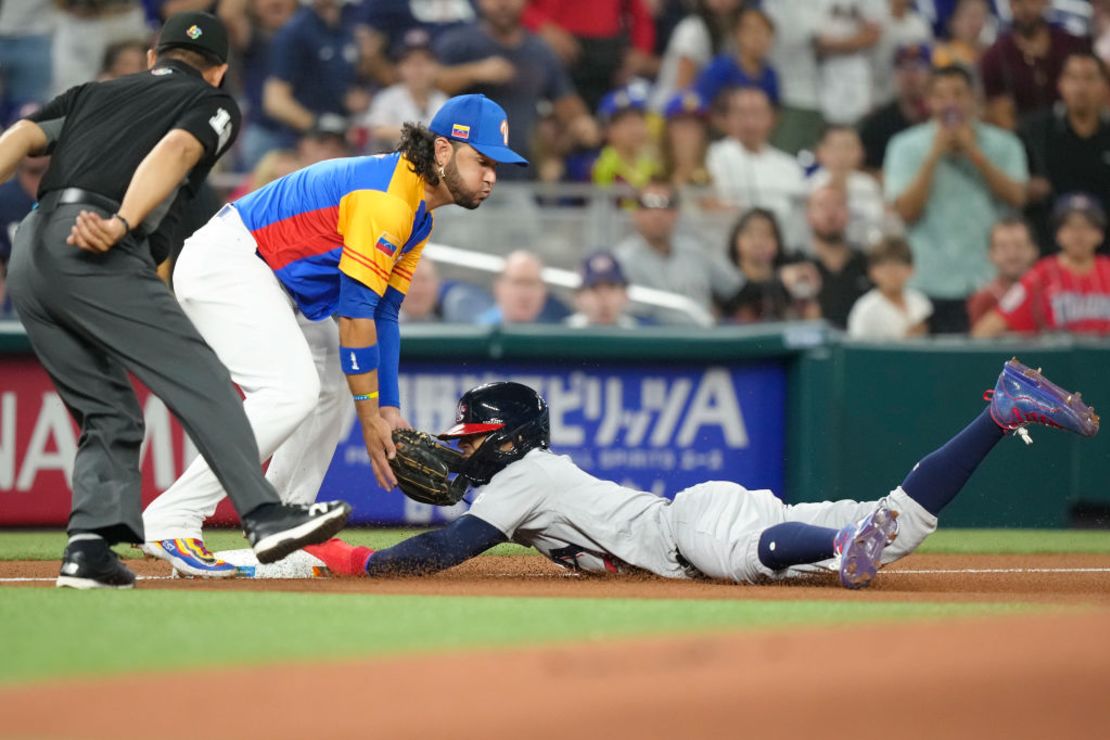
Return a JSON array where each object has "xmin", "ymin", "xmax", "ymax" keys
[{"xmin": 6, "ymin": 199, "xmax": 279, "ymax": 543}]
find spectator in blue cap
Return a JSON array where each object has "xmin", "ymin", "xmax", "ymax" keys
[
  {"xmin": 662, "ymin": 90, "xmax": 711, "ymax": 187},
  {"xmin": 592, "ymin": 83, "xmax": 662, "ymax": 188},
  {"xmin": 567, "ymin": 251, "xmax": 638, "ymax": 328}
]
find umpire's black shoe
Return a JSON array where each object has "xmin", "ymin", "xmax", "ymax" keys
[
  {"xmin": 56, "ymin": 540, "xmax": 136, "ymax": 590},
  {"xmin": 242, "ymin": 500, "xmax": 352, "ymax": 564}
]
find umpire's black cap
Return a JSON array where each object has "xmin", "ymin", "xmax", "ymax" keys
[{"xmin": 156, "ymin": 11, "xmax": 230, "ymax": 65}]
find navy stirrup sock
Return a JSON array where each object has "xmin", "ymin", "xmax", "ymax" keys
[
  {"xmin": 900, "ymin": 408, "xmax": 1006, "ymax": 517},
  {"xmin": 757, "ymin": 522, "xmax": 839, "ymax": 571}
]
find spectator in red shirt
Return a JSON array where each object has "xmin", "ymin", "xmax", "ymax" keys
[
  {"xmin": 523, "ymin": 0, "xmax": 657, "ymax": 110},
  {"xmin": 966, "ymin": 215, "xmax": 1040, "ymax": 325},
  {"xmin": 979, "ymin": 0, "xmax": 1089, "ymax": 130},
  {"xmin": 973, "ymin": 193, "xmax": 1110, "ymax": 336}
]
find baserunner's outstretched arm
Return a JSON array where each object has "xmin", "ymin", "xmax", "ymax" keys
[{"xmin": 309, "ymin": 515, "xmax": 507, "ymax": 577}]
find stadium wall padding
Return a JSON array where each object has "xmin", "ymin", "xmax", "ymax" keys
[{"xmin": 1, "ymin": 321, "xmax": 1106, "ymax": 527}]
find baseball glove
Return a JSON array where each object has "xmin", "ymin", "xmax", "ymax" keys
[{"xmin": 389, "ymin": 429, "xmax": 469, "ymax": 506}]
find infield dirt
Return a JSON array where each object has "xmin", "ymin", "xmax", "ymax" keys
[{"xmin": 3, "ymin": 551, "xmax": 1110, "ymax": 603}]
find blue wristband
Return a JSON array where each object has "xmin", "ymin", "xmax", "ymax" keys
[{"xmin": 340, "ymin": 344, "xmax": 380, "ymax": 375}]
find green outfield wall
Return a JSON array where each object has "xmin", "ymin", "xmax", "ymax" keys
[
  {"xmin": 788, "ymin": 337, "xmax": 1110, "ymax": 527},
  {"xmin": 2, "ymin": 321, "xmax": 1106, "ymax": 527}
]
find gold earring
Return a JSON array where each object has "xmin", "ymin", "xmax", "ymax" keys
[{"xmin": 438, "ymin": 165, "xmax": 446, "ymax": 179}]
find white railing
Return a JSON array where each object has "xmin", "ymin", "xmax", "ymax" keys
[
  {"xmin": 206, "ymin": 177, "xmax": 813, "ymax": 269},
  {"xmin": 426, "ymin": 242, "xmax": 716, "ymax": 327}
]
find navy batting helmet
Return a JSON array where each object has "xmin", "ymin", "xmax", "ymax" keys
[{"xmin": 438, "ymin": 381, "xmax": 550, "ymax": 485}]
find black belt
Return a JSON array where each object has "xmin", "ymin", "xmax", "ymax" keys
[
  {"xmin": 39, "ymin": 188, "xmax": 122, "ymax": 215},
  {"xmin": 38, "ymin": 188, "xmax": 145, "ymax": 237}
]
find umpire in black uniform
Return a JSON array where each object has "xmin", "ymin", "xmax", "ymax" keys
[{"xmin": 0, "ymin": 12, "xmax": 351, "ymax": 589}]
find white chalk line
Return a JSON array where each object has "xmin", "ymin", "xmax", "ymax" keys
[
  {"xmin": 888, "ymin": 572, "xmax": 1110, "ymax": 576},
  {"xmin": 2, "ymin": 567, "xmax": 1110, "ymax": 584},
  {"xmin": 0, "ymin": 575, "xmax": 176, "ymax": 583},
  {"xmin": 0, "ymin": 573, "xmax": 571, "ymax": 584}
]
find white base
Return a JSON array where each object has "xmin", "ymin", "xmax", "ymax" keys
[{"xmin": 189, "ymin": 548, "xmax": 330, "ymax": 579}]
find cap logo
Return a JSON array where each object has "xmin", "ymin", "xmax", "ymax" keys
[
  {"xmin": 456, "ymin": 403, "xmax": 468, "ymax": 423},
  {"xmin": 500, "ymin": 119, "xmax": 509, "ymax": 146},
  {"xmin": 451, "ymin": 123, "xmax": 470, "ymax": 140},
  {"xmin": 186, "ymin": 24, "xmax": 202, "ymax": 40}
]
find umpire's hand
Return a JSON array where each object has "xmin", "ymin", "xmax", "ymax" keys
[{"xmin": 68, "ymin": 210, "xmax": 128, "ymax": 253}]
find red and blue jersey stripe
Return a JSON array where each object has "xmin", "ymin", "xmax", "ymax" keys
[{"xmin": 234, "ymin": 152, "xmax": 433, "ymax": 320}]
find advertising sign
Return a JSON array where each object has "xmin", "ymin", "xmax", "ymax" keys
[{"xmin": 0, "ymin": 359, "xmax": 786, "ymax": 527}]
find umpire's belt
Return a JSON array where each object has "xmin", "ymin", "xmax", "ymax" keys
[{"xmin": 39, "ymin": 188, "xmax": 122, "ymax": 216}]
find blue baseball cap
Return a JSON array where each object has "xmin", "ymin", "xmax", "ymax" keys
[
  {"xmin": 429, "ymin": 94, "xmax": 528, "ymax": 167},
  {"xmin": 597, "ymin": 84, "xmax": 649, "ymax": 123},
  {"xmin": 1053, "ymin": 192, "xmax": 1107, "ymax": 229},
  {"xmin": 391, "ymin": 27, "xmax": 435, "ymax": 62},
  {"xmin": 663, "ymin": 90, "xmax": 708, "ymax": 120},
  {"xmin": 894, "ymin": 42, "xmax": 933, "ymax": 68},
  {"xmin": 579, "ymin": 251, "xmax": 627, "ymax": 289}
]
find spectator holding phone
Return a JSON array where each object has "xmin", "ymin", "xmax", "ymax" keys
[{"xmin": 884, "ymin": 65, "xmax": 1028, "ymax": 334}]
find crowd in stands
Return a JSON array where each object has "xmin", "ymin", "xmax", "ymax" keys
[{"xmin": 2, "ymin": 0, "xmax": 1110, "ymax": 337}]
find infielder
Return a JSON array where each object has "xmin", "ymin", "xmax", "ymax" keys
[
  {"xmin": 307, "ymin": 359, "xmax": 1099, "ymax": 588},
  {"xmin": 140, "ymin": 94, "xmax": 527, "ymax": 576}
]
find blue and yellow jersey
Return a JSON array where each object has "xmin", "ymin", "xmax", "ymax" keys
[{"xmin": 234, "ymin": 152, "xmax": 433, "ymax": 320}]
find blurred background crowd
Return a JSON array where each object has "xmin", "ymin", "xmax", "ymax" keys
[{"xmin": 1, "ymin": 0, "xmax": 1109, "ymax": 339}]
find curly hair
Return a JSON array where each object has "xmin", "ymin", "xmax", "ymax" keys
[{"xmin": 396, "ymin": 122, "xmax": 442, "ymax": 186}]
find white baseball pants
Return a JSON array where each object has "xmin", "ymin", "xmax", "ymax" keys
[
  {"xmin": 142, "ymin": 205, "xmax": 351, "ymax": 541},
  {"xmin": 670, "ymin": 483, "xmax": 937, "ymax": 584}
]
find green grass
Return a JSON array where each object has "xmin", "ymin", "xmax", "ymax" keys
[
  {"xmin": 915, "ymin": 529, "xmax": 1110, "ymax": 554},
  {"xmin": 0, "ymin": 589, "xmax": 1034, "ymax": 685},
  {"xmin": 2, "ymin": 528, "xmax": 1109, "ymax": 562},
  {"xmin": 1, "ymin": 527, "xmax": 1100, "ymax": 685}
]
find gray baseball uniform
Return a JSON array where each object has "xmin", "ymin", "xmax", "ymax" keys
[{"xmin": 467, "ymin": 448, "xmax": 938, "ymax": 584}]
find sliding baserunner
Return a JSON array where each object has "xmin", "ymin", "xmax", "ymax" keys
[{"xmin": 305, "ymin": 359, "xmax": 1099, "ymax": 588}]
